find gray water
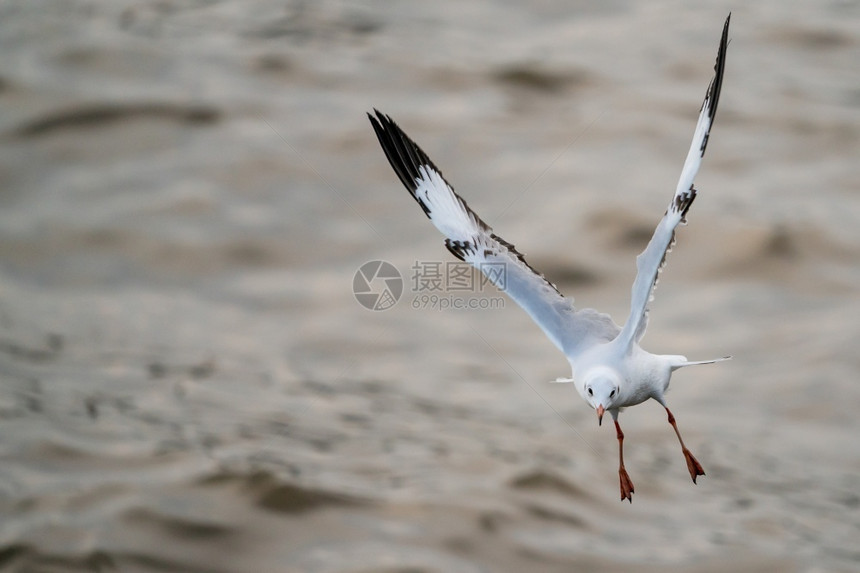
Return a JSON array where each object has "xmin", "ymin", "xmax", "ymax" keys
[{"xmin": 1, "ymin": 1, "xmax": 859, "ymax": 571}]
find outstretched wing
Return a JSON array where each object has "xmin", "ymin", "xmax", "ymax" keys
[
  {"xmin": 368, "ymin": 109, "xmax": 618, "ymax": 359},
  {"xmin": 615, "ymin": 14, "xmax": 730, "ymax": 349}
]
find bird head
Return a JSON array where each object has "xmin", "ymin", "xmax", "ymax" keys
[{"xmin": 583, "ymin": 368, "xmax": 621, "ymax": 426}]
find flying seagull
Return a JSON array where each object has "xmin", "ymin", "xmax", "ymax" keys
[{"xmin": 368, "ymin": 14, "xmax": 730, "ymax": 502}]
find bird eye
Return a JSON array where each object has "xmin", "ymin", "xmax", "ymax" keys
[
  {"xmin": 587, "ymin": 387, "xmax": 593, "ymax": 396},
  {"xmin": 610, "ymin": 389, "xmax": 616, "ymax": 398}
]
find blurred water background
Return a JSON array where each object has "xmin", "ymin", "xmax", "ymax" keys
[{"xmin": 1, "ymin": 1, "xmax": 859, "ymax": 571}]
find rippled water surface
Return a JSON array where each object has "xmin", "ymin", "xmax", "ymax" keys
[{"xmin": 1, "ymin": 1, "xmax": 859, "ymax": 571}]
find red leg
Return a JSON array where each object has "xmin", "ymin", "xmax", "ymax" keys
[
  {"xmin": 615, "ymin": 419, "xmax": 635, "ymax": 502},
  {"xmin": 666, "ymin": 407, "xmax": 705, "ymax": 483}
]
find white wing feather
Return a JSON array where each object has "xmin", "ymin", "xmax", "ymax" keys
[
  {"xmin": 369, "ymin": 111, "xmax": 619, "ymax": 359},
  {"xmin": 615, "ymin": 14, "xmax": 730, "ymax": 349}
]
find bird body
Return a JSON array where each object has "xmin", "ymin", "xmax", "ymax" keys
[
  {"xmin": 368, "ymin": 15, "xmax": 732, "ymax": 502},
  {"xmin": 567, "ymin": 340, "xmax": 688, "ymax": 415}
]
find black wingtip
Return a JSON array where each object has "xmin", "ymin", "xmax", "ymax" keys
[
  {"xmin": 366, "ymin": 109, "xmax": 391, "ymax": 139},
  {"xmin": 698, "ymin": 14, "xmax": 730, "ymax": 156},
  {"xmin": 708, "ymin": 13, "xmax": 731, "ymax": 121},
  {"xmin": 367, "ymin": 109, "xmax": 443, "ymax": 218},
  {"xmin": 369, "ymin": 108, "xmax": 389, "ymax": 127}
]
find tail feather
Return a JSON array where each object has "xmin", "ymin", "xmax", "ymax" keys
[{"xmin": 671, "ymin": 355, "xmax": 732, "ymax": 371}]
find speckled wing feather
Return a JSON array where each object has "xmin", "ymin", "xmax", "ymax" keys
[
  {"xmin": 368, "ymin": 109, "xmax": 619, "ymax": 358},
  {"xmin": 615, "ymin": 14, "xmax": 730, "ymax": 348}
]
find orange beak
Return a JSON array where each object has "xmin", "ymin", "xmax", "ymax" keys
[{"xmin": 596, "ymin": 404, "xmax": 605, "ymax": 426}]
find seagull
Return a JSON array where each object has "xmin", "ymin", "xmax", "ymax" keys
[{"xmin": 368, "ymin": 15, "xmax": 731, "ymax": 502}]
